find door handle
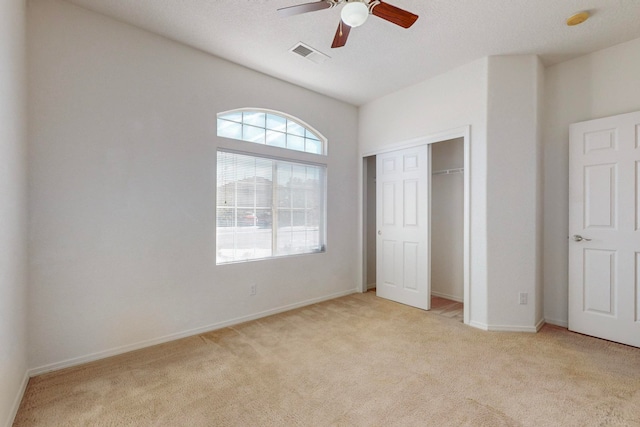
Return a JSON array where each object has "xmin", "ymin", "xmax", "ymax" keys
[
  {"xmin": 573, "ymin": 234, "xmax": 592, "ymax": 242},
  {"xmin": 378, "ymin": 230, "xmax": 382, "ymax": 235}
]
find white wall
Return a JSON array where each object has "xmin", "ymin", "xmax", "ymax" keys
[
  {"xmin": 27, "ymin": 0, "xmax": 359, "ymax": 372},
  {"xmin": 485, "ymin": 55, "xmax": 543, "ymax": 330},
  {"xmin": 360, "ymin": 55, "xmax": 544, "ymax": 331},
  {"xmin": 543, "ymin": 37, "xmax": 640, "ymax": 326},
  {"xmin": 0, "ymin": 0, "xmax": 28, "ymax": 425},
  {"xmin": 431, "ymin": 138, "xmax": 464, "ymax": 302},
  {"xmin": 359, "ymin": 58, "xmax": 490, "ymax": 327}
]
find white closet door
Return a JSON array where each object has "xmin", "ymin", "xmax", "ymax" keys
[{"xmin": 376, "ymin": 145, "xmax": 430, "ymax": 310}]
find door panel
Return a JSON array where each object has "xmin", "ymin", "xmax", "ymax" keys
[
  {"xmin": 569, "ymin": 110, "xmax": 640, "ymax": 347},
  {"xmin": 636, "ymin": 161, "xmax": 640, "ymax": 230},
  {"xmin": 376, "ymin": 145, "xmax": 430, "ymax": 310},
  {"xmin": 404, "ymin": 180, "xmax": 418, "ymax": 226},
  {"xmin": 584, "ymin": 164, "xmax": 615, "ymax": 229},
  {"xmin": 583, "ymin": 249, "xmax": 615, "ymax": 315},
  {"xmin": 403, "ymin": 242, "xmax": 419, "ymax": 291},
  {"xmin": 382, "ymin": 240, "xmax": 396, "ymax": 286}
]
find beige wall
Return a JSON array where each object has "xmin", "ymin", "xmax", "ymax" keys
[
  {"xmin": 360, "ymin": 55, "xmax": 543, "ymax": 331},
  {"xmin": 27, "ymin": 0, "xmax": 359, "ymax": 372},
  {"xmin": 543, "ymin": 37, "xmax": 640, "ymax": 326},
  {"xmin": 485, "ymin": 55, "xmax": 543, "ymax": 330},
  {"xmin": 0, "ymin": 0, "xmax": 28, "ymax": 424},
  {"xmin": 359, "ymin": 58, "xmax": 490, "ymax": 326}
]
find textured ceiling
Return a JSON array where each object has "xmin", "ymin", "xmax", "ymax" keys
[{"xmin": 64, "ymin": 0, "xmax": 640, "ymax": 105}]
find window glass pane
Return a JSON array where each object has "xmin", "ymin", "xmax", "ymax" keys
[
  {"xmin": 292, "ymin": 211, "xmax": 306, "ymax": 227},
  {"xmin": 266, "ymin": 130, "xmax": 286, "ymax": 148},
  {"xmin": 251, "ymin": 230, "xmax": 273, "ymax": 259},
  {"xmin": 237, "ymin": 208, "xmax": 256, "ymax": 227},
  {"xmin": 276, "ymin": 228, "xmax": 293, "ymax": 254},
  {"xmin": 216, "ymin": 151, "xmax": 325, "ymax": 264},
  {"xmin": 217, "ymin": 151, "xmax": 236, "ymax": 206},
  {"xmin": 255, "ymin": 157, "xmax": 272, "ymax": 180},
  {"xmin": 236, "ymin": 182, "xmax": 255, "ymax": 207},
  {"xmin": 292, "ymin": 189, "xmax": 305, "ymax": 209},
  {"xmin": 217, "ymin": 110, "xmax": 326, "ymax": 155},
  {"xmin": 305, "ymin": 138, "xmax": 322, "ymax": 154},
  {"xmin": 217, "ymin": 119, "xmax": 242, "ymax": 140},
  {"xmin": 255, "ymin": 179, "xmax": 272, "ymax": 207},
  {"xmin": 243, "ymin": 112, "xmax": 266, "ymax": 127},
  {"xmin": 277, "ymin": 209, "xmax": 292, "ymax": 228},
  {"xmin": 243, "ymin": 125, "xmax": 265, "ymax": 144},
  {"xmin": 305, "ymin": 228, "xmax": 321, "ymax": 251},
  {"xmin": 287, "ymin": 134, "xmax": 305, "ymax": 152},
  {"xmin": 306, "ymin": 190, "xmax": 318, "ymax": 209},
  {"xmin": 256, "ymin": 208, "xmax": 272, "ymax": 229},
  {"xmin": 305, "ymin": 129, "xmax": 320, "ymax": 140},
  {"xmin": 277, "ymin": 188, "xmax": 290, "ymax": 208},
  {"xmin": 216, "ymin": 208, "xmax": 234, "ymax": 227},
  {"xmin": 216, "ymin": 210, "xmax": 236, "ymax": 263},
  {"xmin": 266, "ymin": 114, "xmax": 287, "ymax": 132},
  {"xmin": 287, "ymin": 120, "xmax": 305, "ymax": 136},
  {"xmin": 235, "ymin": 154, "xmax": 255, "ymax": 179},
  {"xmin": 219, "ymin": 112, "xmax": 243, "ymax": 123},
  {"xmin": 217, "ymin": 183, "xmax": 235, "ymax": 206}
]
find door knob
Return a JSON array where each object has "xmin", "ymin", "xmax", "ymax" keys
[
  {"xmin": 378, "ymin": 230, "xmax": 382, "ymax": 235},
  {"xmin": 573, "ymin": 234, "xmax": 592, "ymax": 242}
]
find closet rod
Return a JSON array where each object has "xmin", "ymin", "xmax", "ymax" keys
[{"xmin": 432, "ymin": 167, "xmax": 464, "ymax": 176}]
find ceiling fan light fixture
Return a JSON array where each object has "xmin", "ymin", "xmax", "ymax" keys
[{"xmin": 341, "ymin": 1, "xmax": 369, "ymax": 27}]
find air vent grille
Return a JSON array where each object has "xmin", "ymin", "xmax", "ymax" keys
[
  {"xmin": 289, "ymin": 42, "xmax": 330, "ymax": 64},
  {"xmin": 292, "ymin": 44, "xmax": 314, "ymax": 57}
]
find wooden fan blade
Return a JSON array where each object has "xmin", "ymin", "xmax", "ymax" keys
[
  {"xmin": 277, "ymin": 1, "xmax": 332, "ymax": 17},
  {"xmin": 331, "ymin": 21, "xmax": 352, "ymax": 48},
  {"xmin": 371, "ymin": 1, "xmax": 419, "ymax": 28}
]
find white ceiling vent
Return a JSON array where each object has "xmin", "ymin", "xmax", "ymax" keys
[{"xmin": 290, "ymin": 42, "xmax": 330, "ymax": 64}]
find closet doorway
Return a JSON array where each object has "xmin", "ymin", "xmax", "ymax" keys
[
  {"xmin": 362, "ymin": 130, "xmax": 469, "ymax": 324},
  {"xmin": 430, "ymin": 138, "xmax": 464, "ymax": 319}
]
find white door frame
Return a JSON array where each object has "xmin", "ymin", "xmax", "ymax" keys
[{"xmin": 359, "ymin": 126, "xmax": 471, "ymax": 324}]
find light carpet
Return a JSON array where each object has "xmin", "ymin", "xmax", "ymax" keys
[{"xmin": 14, "ymin": 292, "xmax": 640, "ymax": 426}]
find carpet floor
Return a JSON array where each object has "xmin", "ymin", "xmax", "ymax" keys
[{"xmin": 14, "ymin": 292, "xmax": 640, "ymax": 426}]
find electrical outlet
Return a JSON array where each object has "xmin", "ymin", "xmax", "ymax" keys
[
  {"xmin": 519, "ymin": 292, "xmax": 528, "ymax": 305},
  {"xmin": 250, "ymin": 284, "xmax": 257, "ymax": 296}
]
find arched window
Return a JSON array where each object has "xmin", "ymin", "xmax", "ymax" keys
[
  {"xmin": 217, "ymin": 109, "xmax": 326, "ymax": 155},
  {"xmin": 216, "ymin": 109, "xmax": 327, "ymax": 264}
]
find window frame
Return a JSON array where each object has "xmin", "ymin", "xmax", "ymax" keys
[{"xmin": 215, "ymin": 108, "xmax": 328, "ymax": 265}]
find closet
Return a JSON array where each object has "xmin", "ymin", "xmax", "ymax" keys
[{"xmin": 430, "ymin": 138, "xmax": 464, "ymax": 302}]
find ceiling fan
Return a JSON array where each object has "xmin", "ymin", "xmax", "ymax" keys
[{"xmin": 278, "ymin": 0, "xmax": 419, "ymax": 48}]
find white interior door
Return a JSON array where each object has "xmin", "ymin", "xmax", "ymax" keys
[
  {"xmin": 376, "ymin": 145, "xmax": 430, "ymax": 310},
  {"xmin": 568, "ymin": 110, "xmax": 640, "ymax": 347}
]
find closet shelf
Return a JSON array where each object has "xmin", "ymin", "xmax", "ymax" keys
[{"xmin": 432, "ymin": 167, "xmax": 464, "ymax": 176}]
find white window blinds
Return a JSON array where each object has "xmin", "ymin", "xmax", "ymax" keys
[{"xmin": 216, "ymin": 151, "xmax": 326, "ymax": 264}]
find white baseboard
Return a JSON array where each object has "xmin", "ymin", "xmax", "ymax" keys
[
  {"xmin": 486, "ymin": 324, "xmax": 540, "ymax": 333},
  {"xmin": 544, "ymin": 317, "xmax": 568, "ymax": 328},
  {"xmin": 430, "ymin": 290, "xmax": 463, "ymax": 303},
  {"xmin": 469, "ymin": 319, "xmax": 544, "ymax": 333},
  {"xmin": 469, "ymin": 320, "xmax": 489, "ymax": 331},
  {"xmin": 4, "ymin": 371, "xmax": 29, "ymax": 427},
  {"xmin": 29, "ymin": 289, "xmax": 358, "ymax": 377},
  {"xmin": 366, "ymin": 282, "xmax": 376, "ymax": 290}
]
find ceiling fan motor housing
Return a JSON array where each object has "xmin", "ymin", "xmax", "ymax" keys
[{"xmin": 341, "ymin": 0, "xmax": 370, "ymax": 27}]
